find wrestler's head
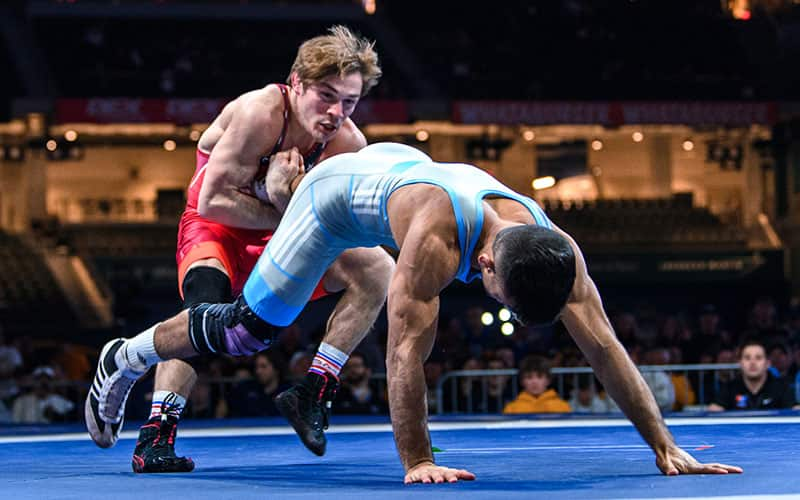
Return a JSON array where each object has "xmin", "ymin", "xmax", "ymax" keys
[
  {"xmin": 287, "ymin": 25, "xmax": 381, "ymax": 142},
  {"xmin": 479, "ymin": 225, "xmax": 576, "ymax": 326}
]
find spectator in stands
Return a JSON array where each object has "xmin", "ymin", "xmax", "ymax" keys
[
  {"xmin": 186, "ymin": 377, "xmax": 224, "ymax": 419},
  {"xmin": 612, "ymin": 311, "xmax": 641, "ymax": 356},
  {"xmin": 656, "ymin": 314, "xmax": 692, "ymax": 358},
  {"xmin": 273, "ymin": 324, "xmax": 307, "ymax": 364},
  {"xmin": 442, "ymin": 357, "xmax": 485, "ymax": 413},
  {"xmin": 433, "ymin": 316, "xmax": 470, "ymax": 371},
  {"xmin": 53, "ymin": 343, "xmax": 91, "ymax": 382},
  {"xmin": 11, "ymin": 366, "xmax": 75, "ymax": 424},
  {"xmin": 287, "ymin": 350, "xmax": 314, "ymax": 383},
  {"xmin": 569, "ymin": 374, "xmax": 608, "ymax": 413},
  {"xmin": 423, "ymin": 356, "xmax": 446, "ymax": 414},
  {"xmin": 0, "ymin": 399, "xmax": 10, "ymax": 423},
  {"xmin": 503, "ymin": 355, "xmax": 570, "ymax": 414},
  {"xmin": 746, "ymin": 297, "xmax": 788, "ymax": 347},
  {"xmin": 685, "ymin": 304, "xmax": 734, "ymax": 364},
  {"xmin": 226, "ymin": 352, "xmax": 288, "ymax": 417},
  {"xmin": 641, "ymin": 348, "xmax": 676, "ymax": 413},
  {"xmin": 464, "ymin": 306, "xmax": 494, "ymax": 358},
  {"xmin": 708, "ymin": 339, "xmax": 797, "ymax": 411},
  {"xmin": 667, "ymin": 349, "xmax": 696, "ymax": 411},
  {"xmin": 336, "ymin": 352, "xmax": 387, "ymax": 415},
  {"xmin": 0, "ymin": 327, "xmax": 22, "ymax": 406},
  {"xmin": 484, "ymin": 356, "xmax": 512, "ymax": 413},
  {"xmin": 768, "ymin": 343, "xmax": 792, "ymax": 379}
]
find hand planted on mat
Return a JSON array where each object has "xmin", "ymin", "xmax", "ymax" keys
[
  {"xmin": 404, "ymin": 462, "xmax": 476, "ymax": 484},
  {"xmin": 656, "ymin": 445, "xmax": 743, "ymax": 475}
]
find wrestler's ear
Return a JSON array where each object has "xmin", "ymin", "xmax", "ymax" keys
[
  {"xmin": 290, "ymin": 73, "xmax": 303, "ymax": 93},
  {"xmin": 477, "ymin": 254, "xmax": 495, "ymax": 275}
]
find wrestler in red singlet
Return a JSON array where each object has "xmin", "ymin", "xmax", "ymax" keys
[{"xmin": 176, "ymin": 84, "xmax": 327, "ymax": 297}]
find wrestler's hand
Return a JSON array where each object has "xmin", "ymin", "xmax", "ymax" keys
[
  {"xmin": 656, "ymin": 444, "xmax": 743, "ymax": 475},
  {"xmin": 404, "ymin": 462, "xmax": 476, "ymax": 484},
  {"xmin": 266, "ymin": 147, "xmax": 304, "ymax": 212}
]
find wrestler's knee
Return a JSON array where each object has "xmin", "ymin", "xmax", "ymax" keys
[{"xmin": 187, "ymin": 295, "xmax": 276, "ymax": 356}]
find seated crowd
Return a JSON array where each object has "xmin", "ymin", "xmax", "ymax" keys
[{"xmin": 1, "ymin": 295, "xmax": 799, "ymax": 423}]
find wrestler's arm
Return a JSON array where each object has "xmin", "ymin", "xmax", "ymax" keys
[
  {"xmin": 386, "ymin": 219, "xmax": 475, "ymax": 484},
  {"xmin": 553, "ymin": 226, "xmax": 743, "ymax": 475},
  {"xmin": 197, "ymin": 93, "xmax": 284, "ymax": 230}
]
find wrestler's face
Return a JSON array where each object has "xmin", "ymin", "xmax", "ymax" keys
[{"xmin": 293, "ymin": 72, "xmax": 363, "ymax": 142}]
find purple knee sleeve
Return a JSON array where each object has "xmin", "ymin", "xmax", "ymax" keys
[{"xmin": 223, "ymin": 323, "xmax": 270, "ymax": 356}]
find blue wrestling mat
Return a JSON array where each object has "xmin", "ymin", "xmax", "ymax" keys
[{"xmin": 1, "ymin": 414, "xmax": 798, "ymax": 499}]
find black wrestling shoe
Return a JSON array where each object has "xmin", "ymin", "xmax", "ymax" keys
[
  {"xmin": 275, "ymin": 372, "xmax": 339, "ymax": 456},
  {"xmin": 131, "ymin": 416, "xmax": 195, "ymax": 473},
  {"xmin": 85, "ymin": 338, "xmax": 141, "ymax": 449}
]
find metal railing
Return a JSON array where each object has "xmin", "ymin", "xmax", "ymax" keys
[
  {"xmin": 1, "ymin": 363, "xmax": 743, "ymax": 423},
  {"xmin": 435, "ymin": 363, "xmax": 742, "ymax": 415}
]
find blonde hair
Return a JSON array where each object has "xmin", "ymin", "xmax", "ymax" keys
[{"xmin": 287, "ymin": 25, "xmax": 381, "ymax": 97}]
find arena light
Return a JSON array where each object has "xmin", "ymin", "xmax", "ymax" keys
[
  {"xmin": 415, "ymin": 129, "xmax": 430, "ymax": 142},
  {"xmin": 682, "ymin": 139, "xmax": 695, "ymax": 152},
  {"xmin": 532, "ymin": 176, "xmax": 556, "ymax": 190},
  {"xmin": 189, "ymin": 129, "xmax": 201, "ymax": 142},
  {"xmin": 632, "ymin": 131, "xmax": 644, "ymax": 143},
  {"xmin": 498, "ymin": 308, "xmax": 511, "ymax": 322},
  {"xmin": 163, "ymin": 139, "xmax": 177, "ymax": 152},
  {"xmin": 363, "ymin": 0, "xmax": 376, "ymax": 15},
  {"xmin": 522, "ymin": 129, "xmax": 535, "ymax": 142},
  {"xmin": 64, "ymin": 130, "xmax": 78, "ymax": 142},
  {"xmin": 481, "ymin": 312, "xmax": 495, "ymax": 326},
  {"xmin": 46, "ymin": 140, "xmax": 58, "ymax": 152},
  {"xmin": 591, "ymin": 139, "xmax": 603, "ymax": 151},
  {"xmin": 501, "ymin": 322, "xmax": 514, "ymax": 336},
  {"xmin": 7, "ymin": 146, "xmax": 22, "ymax": 161}
]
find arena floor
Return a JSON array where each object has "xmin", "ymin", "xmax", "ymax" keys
[{"xmin": 1, "ymin": 414, "xmax": 798, "ymax": 499}]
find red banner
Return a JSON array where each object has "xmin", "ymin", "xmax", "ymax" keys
[
  {"xmin": 453, "ymin": 101, "xmax": 777, "ymax": 126},
  {"xmin": 56, "ymin": 99, "xmax": 776, "ymax": 126},
  {"xmin": 56, "ymin": 98, "xmax": 228, "ymax": 124},
  {"xmin": 55, "ymin": 98, "xmax": 408, "ymax": 125}
]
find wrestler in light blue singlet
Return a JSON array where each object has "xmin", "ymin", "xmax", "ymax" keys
[{"xmin": 243, "ymin": 142, "xmax": 552, "ymax": 326}]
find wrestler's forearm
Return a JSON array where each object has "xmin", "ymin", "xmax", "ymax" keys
[
  {"xmin": 201, "ymin": 190, "xmax": 282, "ymax": 230},
  {"xmin": 388, "ymin": 350, "xmax": 433, "ymax": 471},
  {"xmin": 561, "ymin": 275, "xmax": 674, "ymax": 456},
  {"xmin": 592, "ymin": 343, "xmax": 675, "ymax": 454}
]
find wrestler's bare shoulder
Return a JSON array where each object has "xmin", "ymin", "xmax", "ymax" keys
[
  {"xmin": 200, "ymin": 86, "xmax": 285, "ymax": 150},
  {"xmin": 217, "ymin": 85, "xmax": 284, "ymax": 127}
]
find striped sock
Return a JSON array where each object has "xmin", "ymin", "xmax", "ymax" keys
[
  {"xmin": 308, "ymin": 342, "xmax": 349, "ymax": 380},
  {"xmin": 149, "ymin": 391, "xmax": 186, "ymax": 420}
]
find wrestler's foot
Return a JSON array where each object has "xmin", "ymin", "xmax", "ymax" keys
[
  {"xmin": 85, "ymin": 338, "xmax": 142, "ymax": 448},
  {"xmin": 275, "ymin": 372, "xmax": 339, "ymax": 456},
  {"xmin": 132, "ymin": 416, "xmax": 195, "ymax": 473}
]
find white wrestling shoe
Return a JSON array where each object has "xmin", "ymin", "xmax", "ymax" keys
[{"xmin": 85, "ymin": 338, "xmax": 143, "ymax": 448}]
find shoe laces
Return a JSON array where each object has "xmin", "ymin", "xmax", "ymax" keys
[{"xmin": 318, "ymin": 376, "xmax": 339, "ymax": 430}]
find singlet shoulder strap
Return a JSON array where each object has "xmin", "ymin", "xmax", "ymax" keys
[
  {"xmin": 258, "ymin": 84, "xmax": 291, "ymax": 173},
  {"xmin": 303, "ymin": 141, "xmax": 327, "ymax": 172}
]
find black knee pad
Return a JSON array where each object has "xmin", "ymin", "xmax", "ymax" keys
[
  {"xmin": 182, "ymin": 266, "xmax": 233, "ymax": 309},
  {"xmin": 188, "ymin": 295, "xmax": 277, "ymax": 356}
]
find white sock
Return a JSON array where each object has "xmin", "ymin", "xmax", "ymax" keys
[
  {"xmin": 308, "ymin": 342, "xmax": 349, "ymax": 379},
  {"xmin": 149, "ymin": 391, "xmax": 186, "ymax": 420},
  {"xmin": 117, "ymin": 324, "xmax": 163, "ymax": 374}
]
